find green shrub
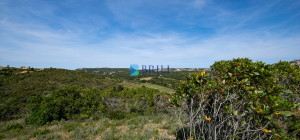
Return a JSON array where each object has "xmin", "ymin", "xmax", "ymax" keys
[
  {"xmin": 63, "ymin": 123, "xmax": 82, "ymax": 132},
  {"xmin": 0, "ymin": 97, "xmax": 20, "ymax": 121},
  {"xmin": 28, "ymin": 87, "xmax": 107, "ymax": 125},
  {"xmin": 3, "ymin": 123, "xmax": 24, "ymax": 132},
  {"xmin": 172, "ymin": 58, "xmax": 299, "ymax": 139},
  {"xmin": 28, "ymin": 85, "xmax": 168, "ymax": 125},
  {"xmin": 80, "ymin": 88, "xmax": 107, "ymax": 116},
  {"xmin": 27, "ymin": 95, "xmax": 61, "ymax": 125},
  {"xmin": 104, "ymin": 86, "xmax": 167, "ymax": 115},
  {"xmin": 107, "ymin": 110, "xmax": 126, "ymax": 120},
  {"xmin": 0, "ymin": 134, "xmax": 6, "ymax": 139},
  {"xmin": 271, "ymin": 61, "xmax": 300, "ymax": 103},
  {"xmin": 31, "ymin": 128, "xmax": 50, "ymax": 137}
]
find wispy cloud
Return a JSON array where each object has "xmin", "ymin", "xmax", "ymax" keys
[{"xmin": 0, "ymin": 0, "xmax": 299, "ymax": 69}]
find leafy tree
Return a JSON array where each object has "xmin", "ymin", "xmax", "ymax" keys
[{"xmin": 172, "ymin": 58, "xmax": 299, "ymax": 139}]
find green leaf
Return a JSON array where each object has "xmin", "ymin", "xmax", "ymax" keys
[
  {"xmin": 282, "ymin": 89, "xmax": 293, "ymax": 94},
  {"xmin": 233, "ymin": 111, "xmax": 238, "ymax": 116},
  {"xmin": 225, "ymin": 105, "xmax": 231, "ymax": 110},
  {"xmin": 254, "ymin": 72, "xmax": 260, "ymax": 75},
  {"xmin": 245, "ymin": 81, "xmax": 250, "ymax": 86},
  {"xmin": 241, "ymin": 113, "xmax": 246, "ymax": 117},
  {"xmin": 264, "ymin": 116, "xmax": 271, "ymax": 120},
  {"xmin": 234, "ymin": 135, "xmax": 241, "ymax": 139},
  {"xmin": 280, "ymin": 111, "xmax": 294, "ymax": 117},
  {"xmin": 256, "ymin": 90, "xmax": 263, "ymax": 94}
]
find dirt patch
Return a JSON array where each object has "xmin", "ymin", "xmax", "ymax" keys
[
  {"xmin": 19, "ymin": 71, "xmax": 28, "ymax": 74},
  {"xmin": 18, "ymin": 71, "xmax": 35, "ymax": 74},
  {"xmin": 117, "ymin": 125, "xmax": 128, "ymax": 133},
  {"xmin": 143, "ymin": 122, "xmax": 176, "ymax": 140},
  {"xmin": 53, "ymin": 131, "xmax": 72, "ymax": 139},
  {"xmin": 140, "ymin": 77, "xmax": 152, "ymax": 81}
]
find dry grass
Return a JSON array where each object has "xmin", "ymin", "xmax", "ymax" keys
[
  {"xmin": 120, "ymin": 80, "xmax": 175, "ymax": 93},
  {"xmin": 1, "ymin": 114, "xmax": 178, "ymax": 139},
  {"xmin": 140, "ymin": 77, "xmax": 153, "ymax": 81}
]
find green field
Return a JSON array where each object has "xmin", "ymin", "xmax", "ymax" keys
[{"xmin": 120, "ymin": 80, "xmax": 175, "ymax": 93}]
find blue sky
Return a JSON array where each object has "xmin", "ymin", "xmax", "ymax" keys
[{"xmin": 0, "ymin": 0, "xmax": 299, "ymax": 69}]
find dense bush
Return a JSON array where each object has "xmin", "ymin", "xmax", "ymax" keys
[
  {"xmin": 27, "ymin": 87, "xmax": 106, "ymax": 125},
  {"xmin": 28, "ymin": 86, "xmax": 169, "ymax": 125},
  {"xmin": 271, "ymin": 61, "xmax": 300, "ymax": 103},
  {"xmin": 102, "ymin": 85, "xmax": 169, "ymax": 114},
  {"xmin": 172, "ymin": 58, "xmax": 299, "ymax": 139}
]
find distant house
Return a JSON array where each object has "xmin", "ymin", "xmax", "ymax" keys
[{"xmin": 21, "ymin": 66, "xmax": 27, "ymax": 69}]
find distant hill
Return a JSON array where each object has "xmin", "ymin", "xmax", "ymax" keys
[{"xmin": 75, "ymin": 67, "xmax": 209, "ymax": 76}]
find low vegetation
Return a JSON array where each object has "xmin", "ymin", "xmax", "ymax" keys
[
  {"xmin": 0, "ymin": 58, "xmax": 299, "ymax": 139},
  {"xmin": 28, "ymin": 86, "xmax": 170, "ymax": 125}
]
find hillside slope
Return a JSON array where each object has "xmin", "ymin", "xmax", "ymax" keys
[{"xmin": 0, "ymin": 68, "xmax": 119, "ymax": 120}]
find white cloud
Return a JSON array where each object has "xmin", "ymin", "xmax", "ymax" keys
[
  {"xmin": 0, "ymin": 0, "xmax": 299, "ymax": 69},
  {"xmin": 1, "ymin": 15, "xmax": 299, "ymax": 69}
]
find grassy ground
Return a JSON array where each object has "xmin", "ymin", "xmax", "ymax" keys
[
  {"xmin": 0, "ymin": 114, "xmax": 178, "ymax": 140},
  {"xmin": 120, "ymin": 80, "xmax": 175, "ymax": 94}
]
